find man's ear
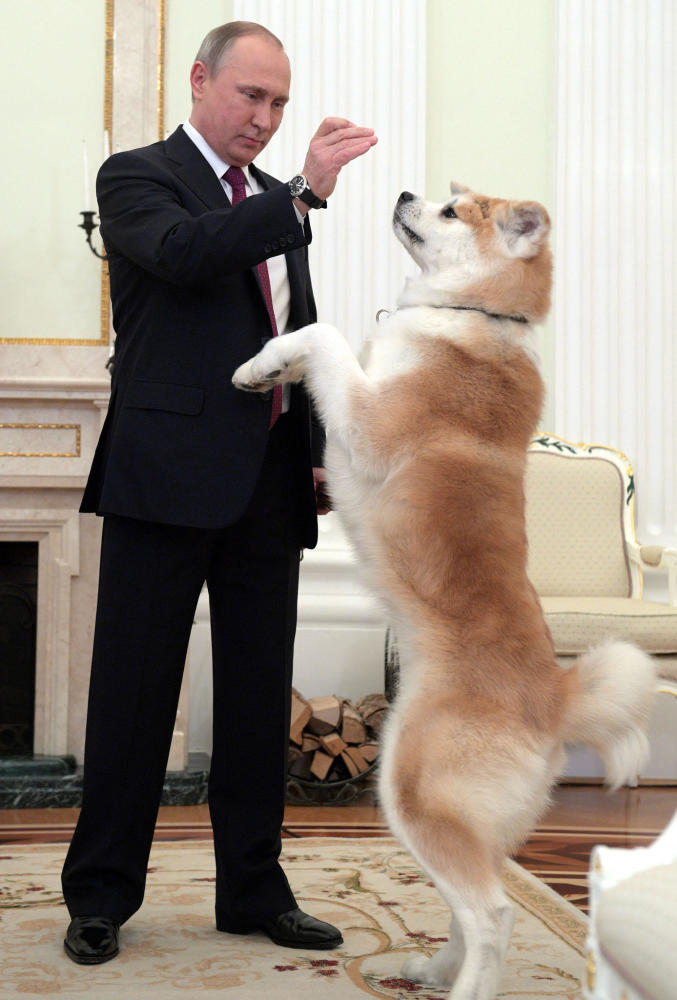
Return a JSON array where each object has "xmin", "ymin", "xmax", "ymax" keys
[
  {"xmin": 449, "ymin": 181, "xmax": 469, "ymax": 196},
  {"xmin": 189, "ymin": 61, "xmax": 209, "ymax": 100},
  {"xmin": 497, "ymin": 202, "xmax": 550, "ymax": 258}
]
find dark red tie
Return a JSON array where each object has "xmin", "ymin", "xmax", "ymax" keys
[{"xmin": 225, "ymin": 166, "xmax": 282, "ymax": 428}]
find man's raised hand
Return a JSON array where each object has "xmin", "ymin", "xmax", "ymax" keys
[{"xmin": 300, "ymin": 118, "xmax": 378, "ymax": 204}]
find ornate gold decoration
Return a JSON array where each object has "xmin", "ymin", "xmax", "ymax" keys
[
  {"xmin": 158, "ymin": 0, "xmax": 166, "ymax": 140},
  {"xmin": 585, "ymin": 948, "xmax": 596, "ymax": 990},
  {"xmin": 100, "ymin": 0, "xmax": 114, "ymax": 344},
  {"xmin": 531, "ymin": 430, "xmax": 642, "ymax": 596},
  {"xmin": 0, "ymin": 423, "xmax": 81, "ymax": 458}
]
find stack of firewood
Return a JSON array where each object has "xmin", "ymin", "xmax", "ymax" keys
[{"xmin": 288, "ymin": 689, "xmax": 389, "ymax": 783}]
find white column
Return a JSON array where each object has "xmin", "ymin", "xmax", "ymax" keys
[
  {"xmin": 112, "ymin": 0, "xmax": 164, "ymax": 150},
  {"xmin": 554, "ymin": 0, "xmax": 676, "ymax": 548},
  {"xmin": 235, "ymin": 0, "xmax": 426, "ymax": 349}
]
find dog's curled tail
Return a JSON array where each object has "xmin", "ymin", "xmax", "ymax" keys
[{"xmin": 562, "ymin": 640, "xmax": 657, "ymax": 789}]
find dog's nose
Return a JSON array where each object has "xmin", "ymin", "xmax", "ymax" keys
[{"xmin": 398, "ymin": 191, "xmax": 415, "ymax": 203}]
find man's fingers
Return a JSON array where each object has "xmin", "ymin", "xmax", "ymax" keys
[
  {"xmin": 318, "ymin": 124, "xmax": 376, "ymax": 147},
  {"xmin": 313, "ymin": 117, "xmax": 355, "ymax": 137},
  {"xmin": 330, "ymin": 136, "xmax": 378, "ymax": 168},
  {"xmin": 302, "ymin": 121, "xmax": 378, "ymax": 200}
]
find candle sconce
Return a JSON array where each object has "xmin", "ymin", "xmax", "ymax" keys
[{"xmin": 78, "ymin": 210, "xmax": 108, "ymax": 260}]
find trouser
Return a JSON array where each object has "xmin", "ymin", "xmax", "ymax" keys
[{"xmin": 62, "ymin": 416, "xmax": 302, "ymax": 926}]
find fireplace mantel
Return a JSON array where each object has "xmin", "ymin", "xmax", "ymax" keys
[{"xmin": 0, "ymin": 367, "xmax": 188, "ymax": 769}]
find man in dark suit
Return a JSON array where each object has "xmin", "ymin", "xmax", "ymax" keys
[{"xmin": 61, "ymin": 20, "xmax": 377, "ymax": 965}]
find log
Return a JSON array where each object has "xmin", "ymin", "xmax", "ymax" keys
[
  {"xmin": 356, "ymin": 694, "xmax": 389, "ymax": 736},
  {"xmin": 340, "ymin": 749, "xmax": 360, "ymax": 778},
  {"xmin": 319, "ymin": 731, "xmax": 347, "ymax": 757},
  {"xmin": 288, "ymin": 746, "xmax": 313, "ymax": 780},
  {"xmin": 306, "ymin": 695, "xmax": 342, "ymax": 736},
  {"xmin": 344, "ymin": 745, "xmax": 370, "ymax": 774},
  {"xmin": 365, "ymin": 709, "xmax": 388, "ymax": 736},
  {"xmin": 290, "ymin": 688, "xmax": 312, "ymax": 746},
  {"xmin": 355, "ymin": 693, "xmax": 389, "ymax": 721},
  {"xmin": 360, "ymin": 742, "xmax": 379, "ymax": 764},
  {"xmin": 341, "ymin": 703, "xmax": 367, "ymax": 745},
  {"xmin": 288, "ymin": 690, "xmax": 382, "ymax": 784},
  {"xmin": 310, "ymin": 749, "xmax": 334, "ymax": 781}
]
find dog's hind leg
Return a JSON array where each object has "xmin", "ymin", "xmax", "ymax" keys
[
  {"xmin": 401, "ymin": 869, "xmax": 513, "ymax": 1000},
  {"xmin": 402, "ymin": 906, "xmax": 465, "ymax": 988},
  {"xmin": 380, "ymin": 757, "xmax": 514, "ymax": 997},
  {"xmin": 443, "ymin": 886, "xmax": 514, "ymax": 1000}
]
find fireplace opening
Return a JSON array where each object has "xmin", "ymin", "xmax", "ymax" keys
[{"xmin": 0, "ymin": 542, "xmax": 38, "ymax": 756}]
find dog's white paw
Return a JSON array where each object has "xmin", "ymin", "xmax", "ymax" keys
[
  {"xmin": 232, "ymin": 357, "xmax": 282, "ymax": 393},
  {"xmin": 401, "ymin": 953, "xmax": 454, "ymax": 988}
]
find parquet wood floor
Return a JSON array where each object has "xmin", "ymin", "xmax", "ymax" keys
[{"xmin": 2, "ymin": 784, "xmax": 676, "ymax": 914}]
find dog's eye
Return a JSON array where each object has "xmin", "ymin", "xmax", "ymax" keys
[{"xmin": 442, "ymin": 205, "xmax": 457, "ymax": 219}]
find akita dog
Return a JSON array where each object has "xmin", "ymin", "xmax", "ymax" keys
[{"xmin": 233, "ymin": 183, "xmax": 656, "ymax": 1000}]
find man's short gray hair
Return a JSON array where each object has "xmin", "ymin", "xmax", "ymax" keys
[{"xmin": 194, "ymin": 21, "xmax": 284, "ymax": 76}]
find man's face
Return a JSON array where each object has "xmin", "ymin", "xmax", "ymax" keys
[{"xmin": 189, "ymin": 35, "xmax": 291, "ymax": 167}]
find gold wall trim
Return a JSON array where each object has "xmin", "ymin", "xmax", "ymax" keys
[
  {"xmin": 0, "ymin": 338, "xmax": 108, "ymax": 347},
  {"xmin": 100, "ymin": 0, "xmax": 115, "ymax": 344},
  {"xmin": 0, "ymin": 423, "xmax": 82, "ymax": 459},
  {"xmin": 158, "ymin": 0, "xmax": 166, "ymax": 140}
]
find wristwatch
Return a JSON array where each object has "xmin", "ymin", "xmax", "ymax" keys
[{"xmin": 288, "ymin": 174, "xmax": 327, "ymax": 209}]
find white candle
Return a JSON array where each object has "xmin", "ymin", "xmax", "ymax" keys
[
  {"xmin": 103, "ymin": 129, "xmax": 110, "ymax": 161},
  {"xmin": 82, "ymin": 140, "xmax": 90, "ymax": 211}
]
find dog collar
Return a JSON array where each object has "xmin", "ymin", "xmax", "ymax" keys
[
  {"xmin": 438, "ymin": 305, "xmax": 529, "ymax": 324},
  {"xmin": 391, "ymin": 304, "xmax": 529, "ymax": 324}
]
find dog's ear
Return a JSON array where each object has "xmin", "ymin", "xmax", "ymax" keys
[
  {"xmin": 497, "ymin": 202, "xmax": 550, "ymax": 258},
  {"xmin": 449, "ymin": 181, "xmax": 469, "ymax": 196}
]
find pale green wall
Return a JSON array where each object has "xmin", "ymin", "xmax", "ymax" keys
[
  {"xmin": 426, "ymin": 0, "xmax": 556, "ymax": 424},
  {"xmin": 426, "ymin": 0, "xmax": 554, "ymax": 205},
  {"xmin": 1, "ymin": 0, "xmax": 105, "ymax": 342},
  {"xmin": 165, "ymin": 0, "xmax": 234, "ymax": 132},
  {"xmin": 426, "ymin": 0, "xmax": 555, "ymax": 427}
]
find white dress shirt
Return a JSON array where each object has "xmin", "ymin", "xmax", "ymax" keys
[{"xmin": 183, "ymin": 119, "xmax": 303, "ymax": 338}]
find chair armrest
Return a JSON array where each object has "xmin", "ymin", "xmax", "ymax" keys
[
  {"xmin": 585, "ymin": 810, "xmax": 677, "ymax": 1000},
  {"xmin": 627, "ymin": 541, "xmax": 677, "ymax": 606}
]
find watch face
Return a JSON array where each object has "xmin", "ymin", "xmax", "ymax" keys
[{"xmin": 289, "ymin": 174, "xmax": 307, "ymax": 197}]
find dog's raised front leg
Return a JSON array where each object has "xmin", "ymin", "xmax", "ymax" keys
[
  {"xmin": 232, "ymin": 328, "xmax": 311, "ymax": 391},
  {"xmin": 233, "ymin": 323, "xmax": 370, "ymax": 441}
]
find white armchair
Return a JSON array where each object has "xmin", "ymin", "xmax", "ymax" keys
[
  {"xmin": 525, "ymin": 433, "xmax": 677, "ymax": 779},
  {"xmin": 584, "ymin": 808, "xmax": 677, "ymax": 1000}
]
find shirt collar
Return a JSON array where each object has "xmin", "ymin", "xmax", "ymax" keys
[{"xmin": 182, "ymin": 119, "xmax": 253, "ymax": 189}]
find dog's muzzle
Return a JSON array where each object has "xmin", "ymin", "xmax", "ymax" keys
[{"xmin": 393, "ymin": 193, "xmax": 423, "ymax": 245}]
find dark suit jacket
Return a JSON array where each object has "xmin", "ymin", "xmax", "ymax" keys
[{"xmin": 82, "ymin": 125, "xmax": 323, "ymax": 545}]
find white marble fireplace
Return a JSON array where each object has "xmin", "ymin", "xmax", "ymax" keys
[
  {"xmin": 0, "ymin": 350, "xmax": 189, "ymax": 770},
  {"xmin": 0, "ymin": 355, "xmax": 108, "ymax": 760}
]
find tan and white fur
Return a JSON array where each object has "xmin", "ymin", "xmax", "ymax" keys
[{"xmin": 233, "ymin": 182, "xmax": 656, "ymax": 1000}]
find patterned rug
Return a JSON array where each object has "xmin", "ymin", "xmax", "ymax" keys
[{"xmin": 0, "ymin": 837, "xmax": 586, "ymax": 999}]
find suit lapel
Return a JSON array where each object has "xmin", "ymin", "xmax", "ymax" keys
[
  {"xmin": 163, "ymin": 130, "xmax": 310, "ymax": 325},
  {"xmin": 164, "ymin": 126, "xmax": 228, "ymax": 209}
]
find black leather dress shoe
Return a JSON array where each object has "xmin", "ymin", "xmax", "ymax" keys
[
  {"xmin": 260, "ymin": 908, "xmax": 343, "ymax": 949},
  {"xmin": 217, "ymin": 906, "xmax": 343, "ymax": 949},
  {"xmin": 64, "ymin": 916, "xmax": 120, "ymax": 964}
]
